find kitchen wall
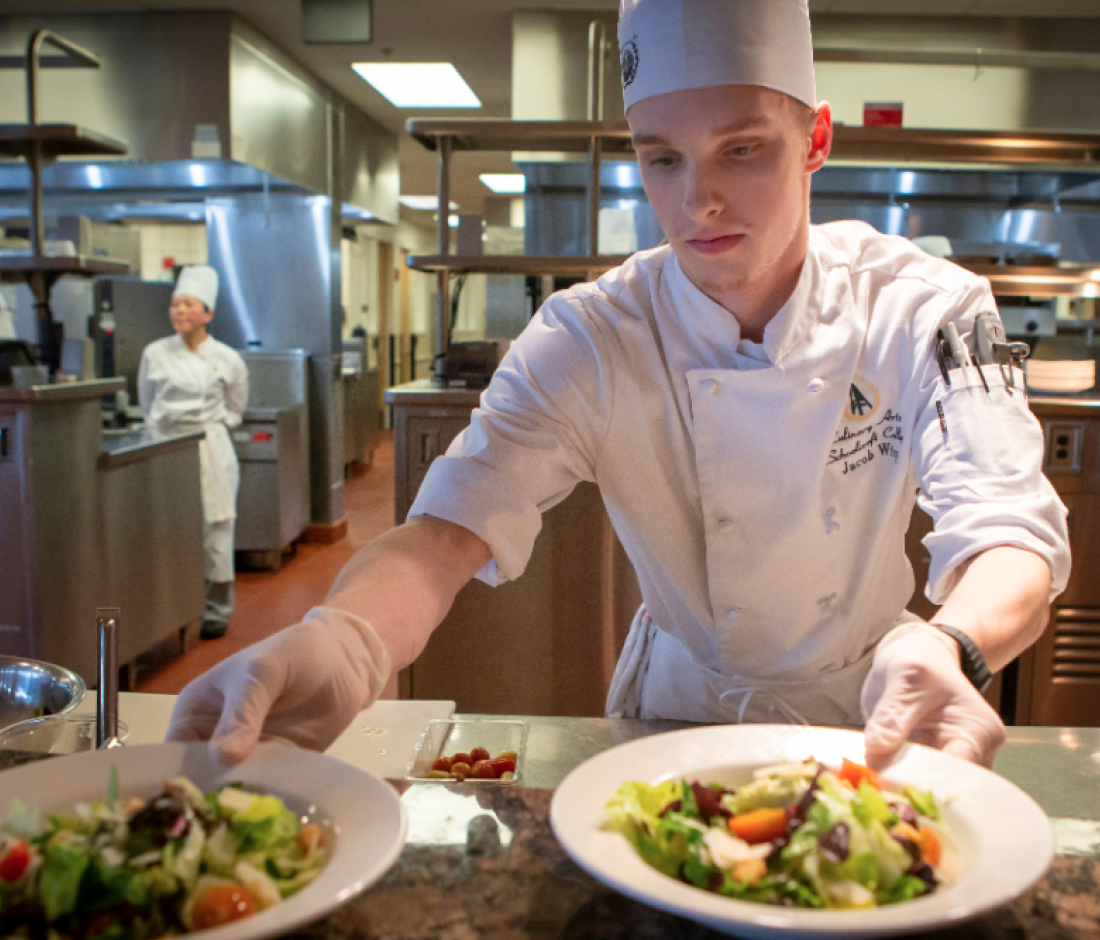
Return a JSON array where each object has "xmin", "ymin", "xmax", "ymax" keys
[
  {"xmin": 512, "ymin": 12, "xmax": 1100, "ymax": 132},
  {"xmin": 135, "ymin": 223, "xmax": 208, "ymax": 282}
]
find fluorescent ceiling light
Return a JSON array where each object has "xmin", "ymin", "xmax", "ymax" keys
[
  {"xmin": 352, "ymin": 63, "xmax": 480, "ymax": 108},
  {"xmin": 479, "ymin": 173, "xmax": 525, "ymax": 194},
  {"xmin": 400, "ymin": 195, "xmax": 459, "ymax": 211}
]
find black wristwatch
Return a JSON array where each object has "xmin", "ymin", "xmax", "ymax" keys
[{"xmin": 930, "ymin": 623, "xmax": 993, "ymax": 694}]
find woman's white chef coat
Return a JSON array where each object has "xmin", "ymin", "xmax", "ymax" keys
[
  {"xmin": 410, "ymin": 220, "xmax": 1071, "ymax": 726},
  {"xmin": 138, "ymin": 334, "xmax": 249, "ymax": 529}
]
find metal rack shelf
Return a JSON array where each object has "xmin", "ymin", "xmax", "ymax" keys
[
  {"xmin": 0, "ymin": 124, "xmax": 127, "ymax": 161},
  {"xmin": 408, "ymin": 119, "xmax": 1100, "ymax": 169},
  {"xmin": 408, "ymin": 254, "xmax": 1100, "ymax": 298},
  {"xmin": 0, "ymin": 255, "xmax": 131, "ymax": 284},
  {"xmin": 406, "ymin": 254, "xmax": 630, "ymax": 278},
  {"xmin": 964, "ymin": 264, "xmax": 1100, "ymax": 298}
]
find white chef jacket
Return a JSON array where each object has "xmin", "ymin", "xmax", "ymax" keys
[
  {"xmin": 138, "ymin": 334, "xmax": 248, "ymax": 531},
  {"xmin": 410, "ymin": 220, "xmax": 1070, "ymax": 726}
]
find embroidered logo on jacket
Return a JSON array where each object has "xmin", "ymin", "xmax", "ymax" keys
[{"xmin": 843, "ymin": 375, "xmax": 881, "ymax": 421}]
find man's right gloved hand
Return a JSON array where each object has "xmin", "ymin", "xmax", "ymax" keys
[{"xmin": 166, "ymin": 607, "xmax": 391, "ymax": 765}]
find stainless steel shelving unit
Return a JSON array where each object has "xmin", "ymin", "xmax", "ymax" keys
[
  {"xmin": 407, "ymin": 118, "xmax": 1100, "ymax": 377},
  {"xmin": 0, "ymin": 31, "xmax": 130, "ymax": 370}
]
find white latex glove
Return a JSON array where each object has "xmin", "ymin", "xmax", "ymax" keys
[
  {"xmin": 860, "ymin": 621, "xmax": 1005, "ymax": 768},
  {"xmin": 166, "ymin": 607, "xmax": 391, "ymax": 765}
]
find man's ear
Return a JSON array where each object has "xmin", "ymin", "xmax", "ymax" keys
[{"xmin": 806, "ymin": 101, "xmax": 832, "ymax": 172}]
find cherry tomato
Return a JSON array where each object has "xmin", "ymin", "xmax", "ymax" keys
[
  {"xmin": 469, "ymin": 746, "xmax": 491, "ymax": 764},
  {"xmin": 0, "ymin": 840, "xmax": 29, "ymax": 882},
  {"xmin": 496, "ymin": 750, "xmax": 518, "ymax": 762},
  {"xmin": 449, "ymin": 761, "xmax": 472, "ymax": 781},
  {"xmin": 838, "ymin": 758, "xmax": 881, "ymax": 791},
  {"xmin": 469, "ymin": 760, "xmax": 497, "ymax": 779},
  {"xmin": 486, "ymin": 758, "xmax": 516, "ymax": 776},
  {"xmin": 190, "ymin": 884, "xmax": 257, "ymax": 929},
  {"xmin": 431, "ymin": 756, "xmax": 453, "ymax": 773},
  {"xmin": 452, "ymin": 752, "xmax": 473, "ymax": 767}
]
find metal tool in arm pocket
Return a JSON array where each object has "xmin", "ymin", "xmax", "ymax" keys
[{"xmin": 973, "ymin": 310, "xmax": 1030, "ymax": 394}]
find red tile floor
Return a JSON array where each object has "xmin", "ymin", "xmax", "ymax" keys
[{"xmin": 134, "ymin": 433, "xmax": 396, "ymax": 694}]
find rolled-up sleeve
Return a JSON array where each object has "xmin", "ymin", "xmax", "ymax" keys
[
  {"xmin": 910, "ymin": 280, "xmax": 1071, "ymax": 603},
  {"xmin": 410, "ymin": 292, "xmax": 614, "ymax": 585}
]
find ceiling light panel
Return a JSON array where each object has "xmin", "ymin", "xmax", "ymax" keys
[
  {"xmin": 400, "ymin": 195, "xmax": 459, "ymax": 211},
  {"xmin": 352, "ymin": 63, "xmax": 480, "ymax": 108},
  {"xmin": 479, "ymin": 173, "xmax": 525, "ymax": 194}
]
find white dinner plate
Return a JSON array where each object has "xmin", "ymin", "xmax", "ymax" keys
[
  {"xmin": 550, "ymin": 725, "xmax": 1052, "ymax": 939},
  {"xmin": 0, "ymin": 741, "xmax": 407, "ymax": 940}
]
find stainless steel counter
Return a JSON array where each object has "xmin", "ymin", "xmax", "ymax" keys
[
  {"xmin": 0, "ymin": 377, "xmax": 122, "ymax": 402},
  {"xmin": 99, "ymin": 427, "xmax": 205, "ymax": 468},
  {"xmin": 0, "ymin": 385, "xmax": 204, "ymax": 682}
]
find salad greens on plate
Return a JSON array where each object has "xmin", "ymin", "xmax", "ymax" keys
[
  {"xmin": 605, "ymin": 758, "xmax": 956, "ymax": 910},
  {"xmin": 0, "ymin": 770, "xmax": 329, "ymax": 939}
]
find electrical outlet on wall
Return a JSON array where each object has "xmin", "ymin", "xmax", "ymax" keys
[{"xmin": 1045, "ymin": 422, "xmax": 1084, "ymax": 473}]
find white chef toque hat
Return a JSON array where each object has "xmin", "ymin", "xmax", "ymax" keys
[
  {"xmin": 618, "ymin": 0, "xmax": 817, "ymax": 113},
  {"xmin": 173, "ymin": 264, "xmax": 219, "ymax": 311}
]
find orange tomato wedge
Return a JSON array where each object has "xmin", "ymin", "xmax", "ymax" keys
[
  {"xmin": 838, "ymin": 758, "xmax": 881, "ymax": 791},
  {"xmin": 919, "ymin": 827, "xmax": 942, "ymax": 867},
  {"xmin": 727, "ymin": 807, "xmax": 788, "ymax": 844}
]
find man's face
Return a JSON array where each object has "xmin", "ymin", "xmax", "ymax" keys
[
  {"xmin": 629, "ymin": 85, "xmax": 826, "ymax": 301},
  {"xmin": 169, "ymin": 293, "xmax": 213, "ymax": 337}
]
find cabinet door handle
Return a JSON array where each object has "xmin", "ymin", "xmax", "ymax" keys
[{"xmin": 418, "ymin": 430, "xmax": 439, "ymax": 465}]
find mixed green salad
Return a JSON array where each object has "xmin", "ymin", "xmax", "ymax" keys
[
  {"xmin": 605, "ymin": 758, "xmax": 956, "ymax": 909},
  {"xmin": 0, "ymin": 771, "xmax": 329, "ymax": 939}
]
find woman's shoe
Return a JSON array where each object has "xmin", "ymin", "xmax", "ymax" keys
[{"xmin": 200, "ymin": 619, "xmax": 229, "ymax": 640}]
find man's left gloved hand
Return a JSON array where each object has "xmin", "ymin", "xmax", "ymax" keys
[{"xmin": 860, "ymin": 621, "xmax": 1005, "ymax": 768}]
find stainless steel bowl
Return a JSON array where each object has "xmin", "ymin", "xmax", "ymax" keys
[{"xmin": 0, "ymin": 656, "xmax": 86, "ymax": 730}]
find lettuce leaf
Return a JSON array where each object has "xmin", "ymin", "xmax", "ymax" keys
[
  {"xmin": 903, "ymin": 785, "xmax": 941, "ymax": 822},
  {"xmin": 38, "ymin": 839, "xmax": 91, "ymax": 921}
]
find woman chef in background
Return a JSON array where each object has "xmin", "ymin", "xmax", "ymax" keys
[
  {"xmin": 167, "ymin": 0, "xmax": 1069, "ymax": 766},
  {"xmin": 139, "ymin": 265, "xmax": 248, "ymax": 640}
]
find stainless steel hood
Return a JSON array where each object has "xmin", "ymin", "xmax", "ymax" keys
[
  {"xmin": 0, "ymin": 12, "xmax": 398, "ymax": 223},
  {"xmin": 0, "ymin": 158, "xmax": 377, "ymax": 224},
  {"xmin": 520, "ymin": 160, "xmax": 1100, "ymax": 265}
]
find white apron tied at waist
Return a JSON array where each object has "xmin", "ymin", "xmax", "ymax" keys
[{"xmin": 607, "ymin": 606, "xmax": 923, "ymax": 727}]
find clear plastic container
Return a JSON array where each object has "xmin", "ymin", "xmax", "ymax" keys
[
  {"xmin": 0, "ymin": 715, "xmax": 130, "ymax": 754},
  {"xmin": 405, "ymin": 719, "xmax": 528, "ymax": 785}
]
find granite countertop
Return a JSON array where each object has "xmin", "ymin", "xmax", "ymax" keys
[
  {"xmin": 3, "ymin": 720, "xmax": 1099, "ymax": 939},
  {"xmin": 288, "ymin": 783, "xmax": 1100, "ymax": 940}
]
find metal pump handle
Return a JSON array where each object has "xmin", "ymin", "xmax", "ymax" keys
[{"xmin": 96, "ymin": 607, "xmax": 123, "ymax": 749}]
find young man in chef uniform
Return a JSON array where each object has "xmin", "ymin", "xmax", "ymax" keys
[
  {"xmin": 167, "ymin": 0, "xmax": 1069, "ymax": 767},
  {"xmin": 139, "ymin": 265, "xmax": 249, "ymax": 640}
]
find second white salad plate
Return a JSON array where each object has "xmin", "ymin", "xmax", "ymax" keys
[{"xmin": 550, "ymin": 724, "xmax": 1052, "ymax": 939}]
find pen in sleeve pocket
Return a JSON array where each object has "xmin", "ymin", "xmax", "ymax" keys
[
  {"xmin": 935, "ymin": 330, "xmax": 952, "ymax": 385},
  {"xmin": 944, "ymin": 323, "xmax": 970, "ymax": 380}
]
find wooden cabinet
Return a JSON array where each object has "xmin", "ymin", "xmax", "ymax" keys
[
  {"xmin": 386, "ymin": 380, "xmax": 641, "ymax": 716},
  {"xmin": 1022, "ymin": 407, "xmax": 1100, "ymax": 726}
]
